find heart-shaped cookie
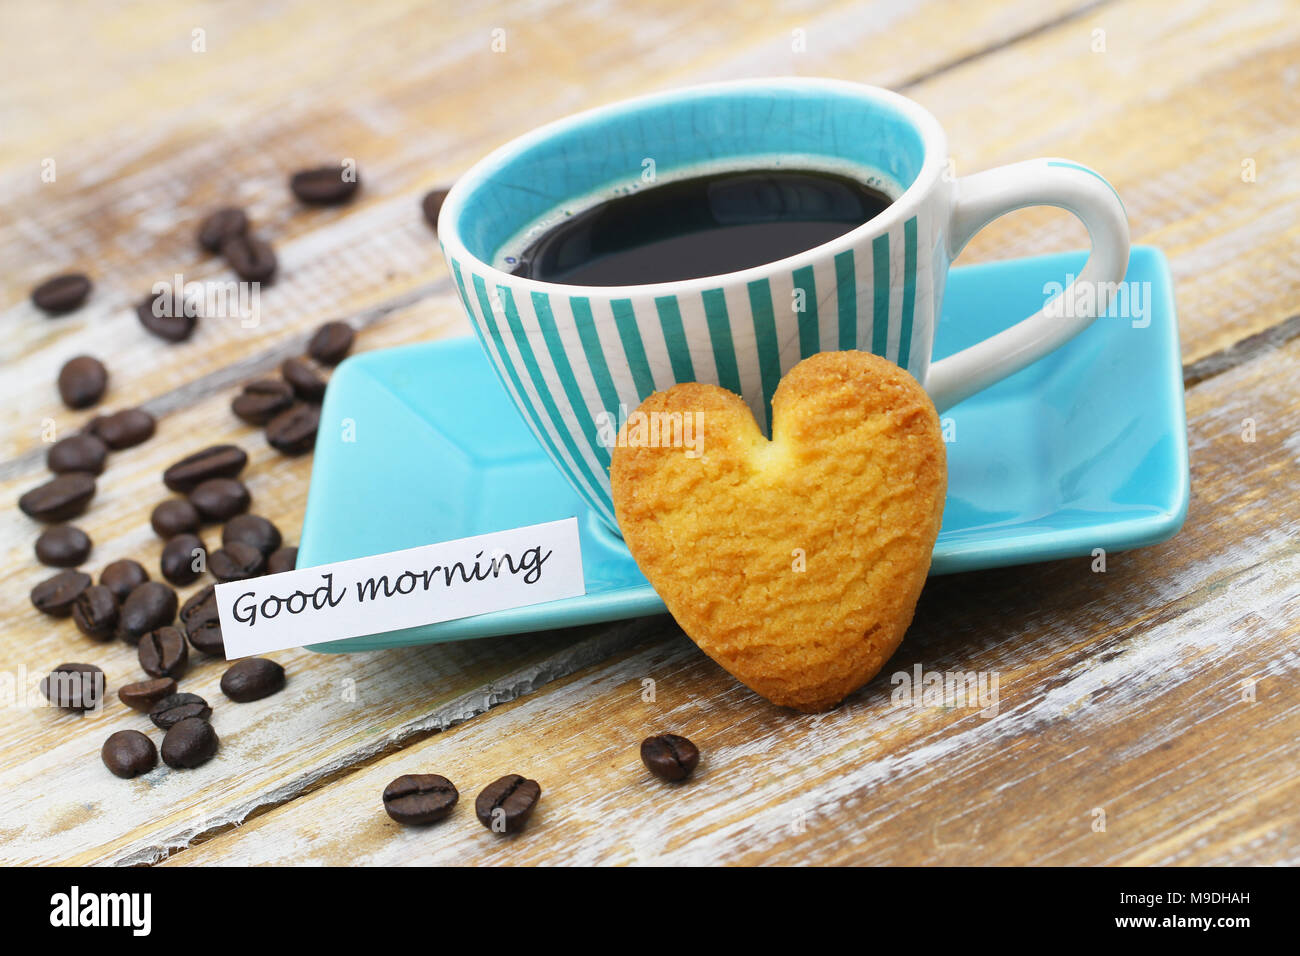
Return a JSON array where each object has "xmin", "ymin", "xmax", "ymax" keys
[{"xmin": 611, "ymin": 351, "xmax": 946, "ymax": 712}]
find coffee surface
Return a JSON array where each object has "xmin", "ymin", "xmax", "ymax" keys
[{"xmin": 508, "ymin": 167, "xmax": 892, "ymax": 286}]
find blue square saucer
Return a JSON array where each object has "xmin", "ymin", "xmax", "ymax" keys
[{"xmin": 301, "ymin": 246, "xmax": 1188, "ymax": 652}]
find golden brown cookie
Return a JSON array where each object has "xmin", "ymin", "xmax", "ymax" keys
[{"xmin": 611, "ymin": 351, "xmax": 946, "ymax": 712}]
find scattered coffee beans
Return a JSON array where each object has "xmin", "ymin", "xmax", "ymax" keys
[
  {"xmin": 163, "ymin": 444, "xmax": 247, "ymax": 492},
  {"xmin": 266, "ymin": 403, "xmax": 319, "ymax": 456},
  {"xmin": 308, "ymin": 321, "xmax": 354, "ymax": 365},
  {"xmin": 231, "ymin": 379, "xmax": 294, "ymax": 425},
  {"xmin": 57, "ymin": 356, "xmax": 108, "ymax": 409},
  {"xmin": 161, "ymin": 717, "xmax": 219, "ymax": 769},
  {"xmin": 640, "ymin": 733, "xmax": 700, "ymax": 782},
  {"xmin": 34, "ymin": 524, "xmax": 92, "ymax": 567},
  {"xmin": 41, "ymin": 662, "xmax": 104, "ymax": 711},
  {"xmin": 160, "ymin": 532, "xmax": 206, "ymax": 585},
  {"xmin": 222, "ymin": 234, "xmax": 277, "ymax": 283},
  {"xmin": 222, "ymin": 514, "xmax": 282, "ymax": 555},
  {"xmin": 88, "ymin": 408, "xmax": 155, "ymax": 449},
  {"xmin": 119, "ymin": 676, "xmax": 177, "ymax": 712},
  {"xmin": 149, "ymin": 692, "xmax": 211, "ymax": 730},
  {"xmin": 31, "ymin": 569, "xmax": 92, "ymax": 618},
  {"xmin": 209, "ymin": 541, "xmax": 265, "ymax": 581},
  {"xmin": 475, "ymin": 774, "xmax": 541, "ymax": 834},
  {"xmin": 100, "ymin": 558, "xmax": 149, "ymax": 602},
  {"xmin": 180, "ymin": 585, "xmax": 224, "ymax": 655},
  {"xmin": 290, "ymin": 165, "xmax": 360, "ymax": 205},
  {"xmin": 47, "ymin": 432, "xmax": 108, "ymax": 475},
  {"xmin": 266, "ymin": 546, "xmax": 297, "ymax": 575},
  {"xmin": 19, "ymin": 472, "xmax": 96, "ymax": 522},
  {"xmin": 136, "ymin": 291, "xmax": 197, "ymax": 343},
  {"xmin": 189, "ymin": 477, "xmax": 250, "ymax": 521},
  {"xmin": 281, "ymin": 357, "xmax": 327, "ymax": 402},
  {"xmin": 72, "ymin": 584, "xmax": 119, "ymax": 640},
  {"xmin": 220, "ymin": 658, "xmax": 285, "ymax": 702},
  {"xmin": 151, "ymin": 499, "xmax": 201, "ymax": 538},
  {"xmin": 117, "ymin": 580, "xmax": 178, "ymax": 645},
  {"xmin": 32, "ymin": 273, "xmax": 92, "ymax": 315},
  {"xmin": 102, "ymin": 730, "xmax": 157, "ymax": 779},
  {"xmin": 198, "ymin": 207, "xmax": 249, "ymax": 253},
  {"xmin": 383, "ymin": 774, "xmax": 458, "ymax": 825},
  {"xmin": 421, "ymin": 188, "xmax": 449, "ymax": 231},
  {"xmin": 139, "ymin": 625, "xmax": 189, "ymax": 679}
]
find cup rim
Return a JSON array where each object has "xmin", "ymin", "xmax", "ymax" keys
[{"xmin": 437, "ymin": 77, "xmax": 948, "ymax": 298}]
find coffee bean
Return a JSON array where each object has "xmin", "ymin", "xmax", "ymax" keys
[
  {"xmin": 290, "ymin": 165, "xmax": 360, "ymax": 205},
  {"xmin": 117, "ymin": 580, "xmax": 178, "ymax": 645},
  {"xmin": 266, "ymin": 546, "xmax": 297, "ymax": 575},
  {"xmin": 161, "ymin": 716, "xmax": 219, "ymax": 769},
  {"xmin": 180, "ymin": 585, "xmax": 224, "ymax": 655},
  {"xmin": 163, "ymin": 444, "xmax": 247, "ymax": 492},
  {"xmin": 231, "ymin": 379, "xmax": 293, "ymax": 426},
  {"xmin": 139, "ymin": 625, "xmax": 189, "ymax": 679},
  {"xmin": 19, "ymin": 472, "xmax": 96, "ymax": 523},
  {"xmin": 136, "ymin": 292, "xmax": 197, "ymax": 343},
  {"xmin": 32, "ymin": 273, "xmax": 92, "ymax": 315},
  {"xmin": 383, "ymin": 774, "xmax": 458, "ymax": 825},
  {"xmin": 88, "ymin": 408, "xmax": 155, "ymax": 449},
  {"xmin": 640, "ymin": 733, "xmax": 700, "ymax": 782},
  {"xmin": 188, "ymin": 477, "xmax": 250, "ymax": 521},
  {"xmin": 100, "ymin": 558, "xmax": 149, "ymax": 602},
  {"xmin": 421, "ymin": 188, "xmax": 449, "ymax": 231},
  {"xmin": 198, "ymin": 207, "xmax": 248, "ymax": 253},
  {"xmin": 220, "ymin": 658, "xmax": 285, "ymax": 702},
  {"xmin": 209, "ymin": 542, "xmax": 265, "ymax": 581},
  {"xmin": 149, "ymin": 692, "xmax": 211, "ymax": 730},
  {"xmin": 34, "ymin": 524, "xmax": 92, "ymax": 567},
  {"xmin": 47, "ymin": 432, "xmax": 108, "ymax": 475},
  {"xmin": 475, "ymin": 774, "xmax": 541, "ymax": 834},
  {"xmin": 222, "ymin": 513, "xmax": 281, "ymax": 555},
  {"xmin": 57, "ymin": 356, "xmax": 107, "ymax": 409},
  {"xmin": 308, "ymin": 321, "xmax": 354, "ymax": 365},
  {"xmin": 40, "ymin": 663, "xmax": 104, "ymax": 712},
  {"xmin": 118, "ymin": 676, "xmax": 176, "ymax": 712},
  {"xmin": 160, "ymin": 532, "xmax": 206, "ymax": 586},
  {"xmin": 222, "ymin": 234, "xmax": 277, "ymax": 283},
  {"xmin": 72, "ymin": 584, "xmax": 119, "ymax": 640},
  {"xmin": 102, "ymin": 730, "xmax": 157, "ymax": 779},
  {"xmin": 31, "ymin": 570, "xmax": 91, "ymax": 618},
  {"xmin": 266, "ymin": 403, "xmax": 319, "ymax": 456},
  {"xmin": 281, "ymin": 357, "xmax": 327, "ymax": 401},
  {"xmin": 151, "ymin": 499, "xmax": 201, "ymax": 538}
]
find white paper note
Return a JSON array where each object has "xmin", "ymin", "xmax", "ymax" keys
[{"xmin": 214, "ymin": 518, "xmax": 586, "ymax": 657}]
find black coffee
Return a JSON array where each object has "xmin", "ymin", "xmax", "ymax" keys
[{"xmin": 509, "ymin": 167, "xmax": 892, "ymax": 286}]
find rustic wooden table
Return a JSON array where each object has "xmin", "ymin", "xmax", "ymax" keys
[{"xmin": 1, "ymin": 0, "xmax": 1296, "ymax": 866}]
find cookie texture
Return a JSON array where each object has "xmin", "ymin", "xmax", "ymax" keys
[{"xmin": 611, "ymin": 351, "xmax": 947, "ymax": 712}]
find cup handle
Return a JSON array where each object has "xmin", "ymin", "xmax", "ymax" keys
[{"xmin": 925, "ymin": 158, "xmax": 1130, "ymax": 412}]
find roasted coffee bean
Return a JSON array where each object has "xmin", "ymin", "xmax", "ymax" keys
[
  {"xmin": 383, "ymin": 774, "xmax": 458, "ymax": 825},
  {"xmin": 307, "ymin": 321, "xmax": 354, "ymax": 365},
  {"xmin": 57, "ymin": 356, "xmax": 107, "ymax": 409},
  {"xmin": 47, "ymin": 432, "xmax": 108, "ymax": 475},
  {"xmin": 118, "ymin": 676, "xmax": 177, "ymax": 712},
  {"xmin": 160, "ymin": 532, "xmax": 206, "ymax": 586},
  {"xmin": 281, "ymin": 357, "xmax": 327, "ymax": 402},
  {"xmin": 198, "ymin": 206, "xmax": 248, "ymax": 253},
  {"xmin": 475, "ymin": 774, "xmax": 541, "ymax": 834},
  {"xmin": 290, "ymin": 165, "xmax": 360, "ymax": 205},
  {"xmin": 139, "ymin": 625, "xmax": 189, "ymax": 679},
  {"xmin": 19, "ymin": 472, "xmax": 96, "ymax": 523},
  {"xmin": 222, "ymin": 513, "xmax": 281, "ymax": 555},
  {"xmin": 31, "ymin": 570, "xmax": 92, "ymax": 618},
  {"xmin": 117, "ymin": 580, "xmax": 178, "ymax": 645},
  {"xmin": 222, "ymin": 234, "xmax": 277, "ymax": 283},
  {"xmin": 180, "ymin": 585, "xmax": 224, "ymax": 655},
  {"xmin": 421, "ymin": 188, "xmax": 449, "ymax": 231},
  {"xmin": 188, "ymin": 477, "xmax": 250, "ymax": 521},
  {"xmin": 231, "ymin": 379, "xmax": 293, "ymax": 426},
  {"xmin": 136, "ymin": 291, "xmax": 197, "ymax": 342},
  {"xmin": 72, "ymin": 585, "xmax": 119, "ymax": 640},
  {"xmin": 88, "ymin": 408, "xmax": 155, "ymax": 449},
  {"xmin": 266, "ymin": 403, "xmax": 319, "ymax": 456},
  {"xmin": 149, "ymin": 692, "xmax": 211, "ymax": 730},
  {"xmin": 100, "ymin": 558, "xmax": 148, "ymax": 602},
  {"xmin": 102, "ymin": 730, "xmax": 157, "ymax": 779},
  {"xmin": 209, "ymin": 542, "xmax": 265, "ymax": 581},
  {"xmin": 266, "ymin": 546, "xmax": 298, "ymax": 575},
  {"xmin": 220, "ymin": 658, "xmax": 285, "ymax": 702},
  {"xmin": 34, "ymin": 524, "xmax": 92, "ymax": 567},
  {"xmin": 151, "ymin": 499, "xmax": 201, "ymax": 538},
  {"xmin": 32, "ymin": 273, "xmax": 92, "ymax": 315},
  {"xmin": 640, "ymin": 733, "xmax": 700, "ymax": 782},
  {"xmin": 163, "ymin": 444, "xmax": 247, "ymax": 492},
  {"xmin": 41, "ymin": 663, "xmax": 104, "ymax": 712},
  {"xmin": 161, "ymin": 716, "xmax": 219, "ymax": 769}
]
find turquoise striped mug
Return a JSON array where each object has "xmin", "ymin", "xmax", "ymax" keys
[{"xmin": 438, "ymin": 78, "xmax": 1129, "ymax": 529}]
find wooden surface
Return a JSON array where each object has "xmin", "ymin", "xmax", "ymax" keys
[{"xmin": 1, "ymin": 0, "xmax": 1296, "ymax": 866}]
